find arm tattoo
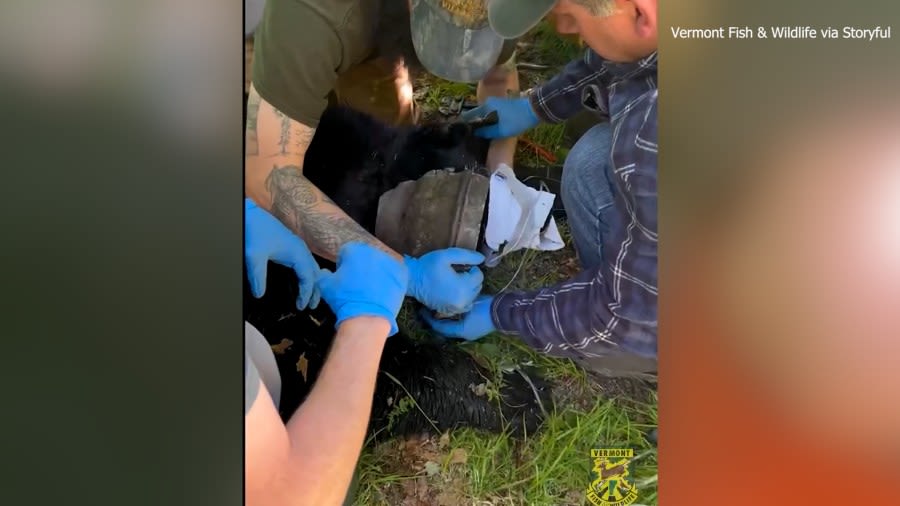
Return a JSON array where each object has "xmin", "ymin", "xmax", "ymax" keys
[
  {"xmin": 265, "ymin": 164, "xmax": 382, "ymax": 259},
  {"xmin": 273, "ymin": 110, "xmax": 292, "ymax": 156},
  {"xmin": 245, "ymin": 93, "xmax": 261, "ymax": 156},
  {"xmin": 292, "ymin": 125, "xmax": 314, "ymax": 158}
]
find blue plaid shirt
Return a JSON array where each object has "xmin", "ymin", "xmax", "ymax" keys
[{"xmin": 491, "ymin": 50, "xmax": 658, "ymax": 363}]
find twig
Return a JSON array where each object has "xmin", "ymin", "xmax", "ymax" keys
[
  {"xmin": 382, "ymin": 370, "xmax": 442, "ymax": 434},
  {"xmin": 515, "ymin": 368, "xmax": 549, "ymax": 418},
  {"xmin": 520, "ymin": 137, "xmax": 558, "ymax": 163},
  {"xmin": 496, "ymin": 249, "xmax": 531, "ymax": 295},
  {"xmin": 516, "ymin": 62, "xmax": 552, "ymax": 70}
]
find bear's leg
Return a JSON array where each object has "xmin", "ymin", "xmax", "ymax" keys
[{"xmin": 368, "ymin": 332, "xmax": 552, "ymax": 439}]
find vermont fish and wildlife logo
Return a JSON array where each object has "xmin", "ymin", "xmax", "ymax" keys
[{"xmin": 586, "ymin": 448, "xmax": 639, "ymax": 506}]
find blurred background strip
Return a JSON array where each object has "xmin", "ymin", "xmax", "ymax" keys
[{"xmin": 660, "ymin": 0, "xmax": 900, "ymax": 504}]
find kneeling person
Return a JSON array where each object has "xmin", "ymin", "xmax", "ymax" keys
[{"xmin": 425, "ymin": 0, "xmax": 659, "ymax": 379}]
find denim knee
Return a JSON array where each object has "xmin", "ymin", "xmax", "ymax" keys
[
  {"xmin": 562, "ymin": 123, "xmax": 613, "ymax": 208},
  {"xmin": 561, "ymin": 123, "xmax": 615, "ymax": 268}
]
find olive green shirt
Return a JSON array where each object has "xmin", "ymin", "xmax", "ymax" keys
[{"xmin": 252, "ymin": 0, "xmax": 378, "ymax": 127}]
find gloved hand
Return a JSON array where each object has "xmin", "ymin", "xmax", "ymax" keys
[
  {"xmin": 404, "ymin": 248, "xmax": 485, "ymax": 316},
  {"xmin": 317, "ymin": 242, "xmax": 409, "ymax": 336},
  {"xmin": 245, "ymin": 198, "xmax": 322, "ymax": 310},
  {"xmin": 460, "ymin": 96, "xmax": 541, "ymax": 139},
  {"xmin": 420, "ymin": 295, "xmax": 496, "ymax": 341}
]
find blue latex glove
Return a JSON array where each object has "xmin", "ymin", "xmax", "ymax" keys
[
  {"xmin": 245, "ymin": 198, "xmax": 321, "ymax": 310},
  {"xmin": 316, "ymin": 242, "xmax": 409, "ymax": 336},
  {"xmin": 460, "ymin": 96, "xmax": 541, "ymax": 139},
  {"xmin": 404, "ymin": 248, "xmax": 485, "ymax": 316},
  {"xmin": 420, "ymin": 295, "xmax": 496, "ymax": 341}
]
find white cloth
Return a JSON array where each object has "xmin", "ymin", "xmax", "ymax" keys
[{"xmin": 480, "ymin": 164, "xmax": 564, "ymax": 267}]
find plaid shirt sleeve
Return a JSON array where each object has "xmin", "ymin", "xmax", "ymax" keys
[
  {"xmin": 490, "ymin": 266, "xmax": 655, "ymax": 360},
  {"xmin": 528, "ymin": 49, "xmax": 611, "ymax": 124},
  {"xmin": 492, "ymin": 63, "xmax": 658, "ymax": 362}
]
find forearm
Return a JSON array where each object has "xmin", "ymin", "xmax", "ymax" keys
[
  {"xmin": 491, "ymin": 268, "xmax": 599, "ymax": 350},
  {"xmin": 478, "ymin": 59, "xmax": 520, "ymax": 171},
  {"xmin": 491, "ymin": 267, "xmax": 655, "ymax": 359},
  {"xmin": 281, "ymin": 316, "xmax": 390, "ymax": 505},
  {"xmin": 263, "ymin": 163, "xmax": 398, "ymax": 261},
  {"xmin": 245, "ymin": 84, "xmax": 399, "ymax": 261}
]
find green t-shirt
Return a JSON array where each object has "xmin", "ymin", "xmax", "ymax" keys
[{"xmin": 252, "ymin": 0, "xmax": 378, "ymax": 127}]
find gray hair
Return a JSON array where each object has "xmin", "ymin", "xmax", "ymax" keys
[{"xmin": 570, "ymin": 0, "xmax": 618, "ymax": 17}]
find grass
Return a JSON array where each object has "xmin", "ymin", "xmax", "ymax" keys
[
  {"xmin": 355, "ymin": 389, "xmax": 657, "ymax": 505},
  {"xmin": 517, "ymin": 122, "xmax": 570, "ymax": 168},
  {"xmin": 416, "ymin": 80, "xmax": 477, "ymax": 117},
  {"xmin": 359, "ymin": 220, "xmax": 658, "ymax": 505},
  {"xmin": 528, "ymin": 20, "xmax": 585, "ymax": 68},
  {"xmin": 353, "ymin": 20, "xmax": 658, "ymax": 506}
]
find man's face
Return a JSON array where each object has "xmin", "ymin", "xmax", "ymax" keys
[{"xmin": 549, "ymin": 0, "xmax": 657, "ymax": 62}]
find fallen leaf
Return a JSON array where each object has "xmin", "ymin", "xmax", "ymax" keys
[
  {"xmin": 296, "ymin": 353, "xmax": 308, "ymax": 382},
  {"xmin": 424, "ymin": 461, "xmax": 440, "ymax": 477},
  {"xmin": 448, "ymin": 448, "xmax": 468, "ymax": 465},
  {"xmin": 415, "ymin": 477, "xmax": 430, "ymax": 500},
  {"xmin": 271, "ymin": 338, "xmax": 293, "ymax": 355},
  {"xmin": 470, "ymin": 352, "xmax": 493, "ymax": 371},
  {"xmin": 469, "ymin": 382, "xmax": 488, "ymax": 397},
  {"xmin": 400, "ymin": 479, "xmax": 422, "ymax": 506},
  {"xmin": 562, "ymin": 257, "xmax": 581, "ymax": 277},
  {"xmin": 566, "ymin": 490, "xmax": 587, "ymax": 505},
  {"xmin": 436, "ymin": 490, "xmax": 465, "ymax": 506},
  {"xmin": 438, "ymin": 432, "xmax": 450, "ymax": 449}
]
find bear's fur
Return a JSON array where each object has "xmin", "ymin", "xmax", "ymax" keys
[{"xmin": 244, "ymin": 104, "xmax": 551, "ymax": 440}]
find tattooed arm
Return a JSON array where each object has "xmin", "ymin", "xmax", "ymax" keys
[{"xmin": 245, "ymin": 84, "xmax": 399, "ymax": 262}]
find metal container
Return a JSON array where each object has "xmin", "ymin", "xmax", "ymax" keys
[{"xmin": 375, "ymin": 169, "xmax": 490, "ymax": 257}]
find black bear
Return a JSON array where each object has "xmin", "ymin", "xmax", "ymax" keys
[{"xmin": 244, "ymin": 104, "xmax": 552, "ymax": 441}]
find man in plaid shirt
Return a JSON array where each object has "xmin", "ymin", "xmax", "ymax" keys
[{"xmin": 424, "ymin": 0, "xmax": 658, "ymax": 379}]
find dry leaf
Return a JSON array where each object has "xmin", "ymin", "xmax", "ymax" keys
[
  {"xmin": 271, "ymin": 338, "xmax": 293, "ymax": 355},
  {"xmin": 400, "ymin": 479, "xmax": 423, "ymax": 506},
  {"xmin": 448, "ymin": 448, "xmax": 468, "ymax": 465},
  {"xmin": 566, "ymin": 490, "xmax": 587, "ymax": 505},
  {"xmin": 438, "ymin": 432, "xmax": 450, "ymax": 449},
  {"xmin": 424, "ymin": 461, "xmax": 440, "ymax": 477},
  {"xmin": 296, "ymin": 353, "xmax": 308, "ymax": 382},
  {"xmin": 416, "ymin": 477, "xmax": 430, "ymax": 500},
  {"xmin": 436, "ymin": 490, "xmax": 465, "ymax": 506}
]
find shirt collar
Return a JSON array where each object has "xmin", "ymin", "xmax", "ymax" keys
[{"xmin": 603, "ymin": 50, "xmax": 658, "ymax": 79}]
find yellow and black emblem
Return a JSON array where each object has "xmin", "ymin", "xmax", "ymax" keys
[{"xmin": 586, "ymin": 448, "xmax": 639, "ymax": 506}]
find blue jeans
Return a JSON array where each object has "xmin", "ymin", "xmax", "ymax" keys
[
  {"xmin": 561, "ymin": 123, "xmax": 614, "ymax": 270},
  {"xmin": 560, "ymin": 123, "xmax": 657, "ymax": 379}
]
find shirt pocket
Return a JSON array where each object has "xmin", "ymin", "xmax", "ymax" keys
[{"xmin": 581, "ymin": 83, "xmax": 610, "ymax": 118}]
